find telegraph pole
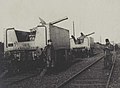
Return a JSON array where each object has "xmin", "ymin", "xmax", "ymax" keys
[{"xmin": 73, "ymin": 21, "xmax": 75, "ymax": 36}]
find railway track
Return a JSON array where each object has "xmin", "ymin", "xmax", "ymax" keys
[
  {"xmin": 0, "ymin": 53, "xmax": 101, "ymax": 88},
  {"xmin": 0, "ymin": 68, "xmax": 47, "ymax": 87},
  {"xmin": 57, "ymin": 52, "xmax": 116, "ymax": 88}
]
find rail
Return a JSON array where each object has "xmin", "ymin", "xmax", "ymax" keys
[
  {"xmin": 57, "ymin": 52, "xmax": 116, "ymax": 88},
  {"xmin": 57, "ymin": 55, "xmax": 104, "ymax": 88}
]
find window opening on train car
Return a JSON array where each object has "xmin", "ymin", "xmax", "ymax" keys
[{"xmin": 15, "ymin": 30, "xmax": 36, "ymax": 42}]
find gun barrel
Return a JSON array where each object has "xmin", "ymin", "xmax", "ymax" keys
[
  {"xmin": 49, "ymin": 17, "xmax": 68, "ymax": 25},
  {"xmin": 86, "ymin": 32, "xmax": 95, "ymax": 36}
]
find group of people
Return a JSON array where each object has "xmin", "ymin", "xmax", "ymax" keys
[
  {"xmin": 36, "ymin": 31, "xmax": 115, "ymax": 70},
  {"xmin": 36, "ymin": 40, "xmax": 54, "ymax": 68}
]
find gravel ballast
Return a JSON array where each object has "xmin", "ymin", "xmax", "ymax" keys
[{"xmin": 8, "ymin": 54, "xmax": 104, "ymax": 88}]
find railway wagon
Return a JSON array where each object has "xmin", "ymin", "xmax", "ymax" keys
[
  {"xmin": 70, "ymin": 33, "xmax": 95, "ymax": 58},
  {"xmin": 0, "ymin": 42, "xmax": 4, "ymax": 59},
  {"xmin": 4, "ymin": 17, "xmax": 71, "ymax": 71}
]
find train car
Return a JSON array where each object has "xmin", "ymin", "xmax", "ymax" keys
[
  {"xmin": 0, "ymin": 42, "xmax": 4, "ymax": 59},
  {"xmin": 4, "ymin": 17, "xmax": 71, "ymax": 71},
  {"xmin": 70, "ymin": 33, "xmax": 95, "ymax": 58}
]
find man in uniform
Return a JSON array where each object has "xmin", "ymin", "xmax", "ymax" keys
[
  {"xmin": 44, "ymin": 40, "xmax": 54, "ymax": 68},
  {"xmin": 77, "ymin": 32, "xmax": 86, "ymax": 44},
  {"xmin": 104, "ymin": 39, "xmax": 114, "ymax": 69}
]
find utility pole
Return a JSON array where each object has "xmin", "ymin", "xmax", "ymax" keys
[{"xmin": 73, "ymin": 21, "xmax": 75, "ymax": 37}]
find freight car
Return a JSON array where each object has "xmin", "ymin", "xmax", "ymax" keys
[
  {"xmin": 70, "ymin": 32, "xmax": 95, "ymax": 58},
  {"xmin": 0, "ymin": 42, "xmax": 4, "ymax": 59},
  {"xmin": 4, "ymin": 17, "xmax": 71, "ymax": 72}
]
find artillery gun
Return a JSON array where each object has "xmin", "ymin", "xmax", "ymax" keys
[
  {"xmin": 71, "ymin": 32, "xmax": 95, "ymax": 44},
  {"xmin": 70, "ymin": 32, "xmax": 95, "ymax": 58}
]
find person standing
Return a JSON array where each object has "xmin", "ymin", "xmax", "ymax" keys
[
  {"xmin": 44, "ymin": 40, "xmax": 55, "ymax": 68},
  {"xmin": 104, "ymin": 39, "xmax": 114, "ymax": 69}
]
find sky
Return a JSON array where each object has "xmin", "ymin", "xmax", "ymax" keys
[{"xmin": 0, "ymin": 0, "xmax": 120, "ymax": 44}]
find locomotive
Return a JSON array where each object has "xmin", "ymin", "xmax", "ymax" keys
[{"xmin": 4, "ymin": 17, "xmax": 71, "ymax": 71}]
